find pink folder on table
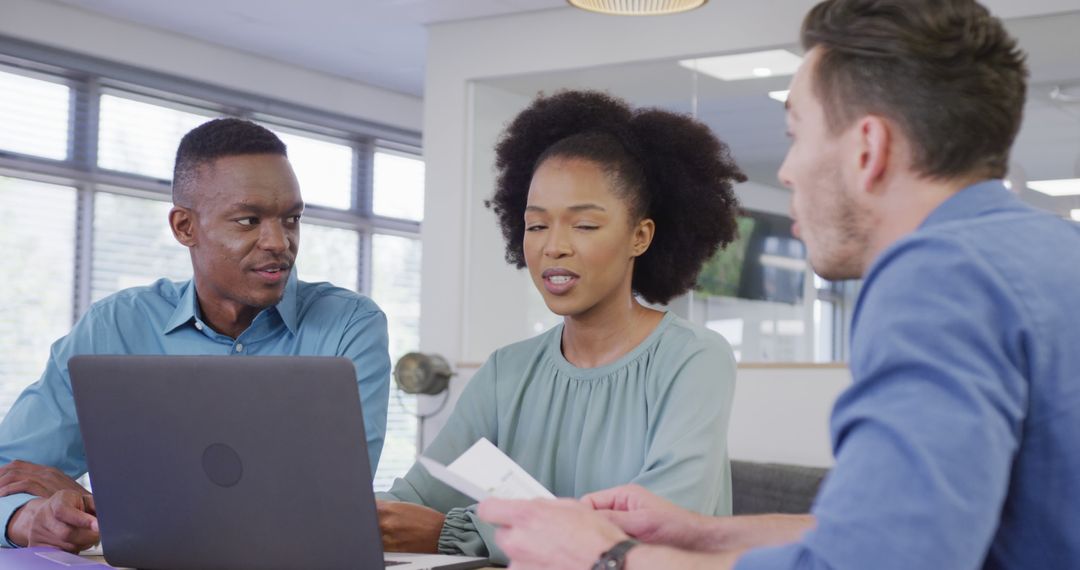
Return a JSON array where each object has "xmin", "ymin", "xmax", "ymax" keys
[{"xmin": 0, "ymin": 546, "xmax": 112, "ymax": 568}]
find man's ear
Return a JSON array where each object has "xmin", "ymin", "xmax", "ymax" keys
[
  {"xmin": 631, "ymin": 218, "xmax": 655, "ymax": 257},
  {"xmin": 854, "ymin": 115, "xmax": 892, "ymax": 194},
  {"xmin": 169, "ymin": 206, "xmax": 196, "ymax": 247}
]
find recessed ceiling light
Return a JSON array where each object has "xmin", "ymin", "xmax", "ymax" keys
[
  {"xmin": 1029, "ymin": 179, "xmax": 1080, "ymax": 197},
  {"xmin": 679, "ymin": 49, "xmax": 803, "ymax": 81},
  {"xmin": 567, "ymin": 0, "xmax": 707, "ymax": 15},
  {"xmin": 768, "ymin": 90, "xmax": 790, "ymax": 102},
  {"xmin": 1071, "ymin": 209, "xmax": 1080, "ymax": 222}
]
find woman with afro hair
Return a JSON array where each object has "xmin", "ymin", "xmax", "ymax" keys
[{"xmin": 378, "ymin": 90, "xmax": 745, "ymax": 563}]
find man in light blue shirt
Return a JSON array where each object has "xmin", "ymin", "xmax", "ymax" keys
[
  {"xmin": 477, "ymin": 1, "xmax": 1080, "ymax": 568},
  {"xmin": 0, "ymin": 118, "xmax": 390, "ymax": 552}
]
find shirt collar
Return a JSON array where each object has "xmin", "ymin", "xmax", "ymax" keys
[
  {"xmin": 275, "ymin": 270, "xmax": 299, "ymax": 335},
  {"xmin": 920, "ymin": 179, "xmax": 1017, "ymax": 230},
  {"xmin": 161, "ymin": 271, "xmax": 300, "ymax": 335},
  {"xmin": 162, "ymin": 279, "xmax": 200, "ymax": 334}
]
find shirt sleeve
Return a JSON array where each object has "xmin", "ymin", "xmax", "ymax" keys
[
  {"xmin": 632, "ymin": 337, "xmax": 736, "ymax": 515},
  {"xmin": 377, "ymin": 353, "xmax": 500, "ymax": 560},
  {"xmin": 337, "ymin": 301, "xmax": 391, "ymax": 475},
  {"xmin": 0, "ymin": 314, "xmax": 96, "ymax": 548},
  {"xmin": 737, "ymin": 236, "xmax": 1029, "ymax": 570}
]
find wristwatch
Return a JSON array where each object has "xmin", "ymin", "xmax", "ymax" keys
[{"xmin": 592, "ymin": 539, "xmax": 640, "ymax": 570}]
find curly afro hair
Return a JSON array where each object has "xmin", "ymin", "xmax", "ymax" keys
[{"xmin": 487, "ymin": 90, "xmax": 745, "ymax": 305}]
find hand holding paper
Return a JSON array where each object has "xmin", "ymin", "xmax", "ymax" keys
[{"xmin": 418, "ymin": 438, "xmax": 554, "ymax": 502}]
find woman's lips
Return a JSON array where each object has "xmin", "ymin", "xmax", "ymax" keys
[{"xmin": 541, "ymin": 269, "xmax": 579, "ymax": 295}]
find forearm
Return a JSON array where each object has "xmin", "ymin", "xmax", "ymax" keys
[
  {"xmin": 627, "ymin": 543, "xmax": 745, "ymax": 570},
  {"xmin": 0, "ymin": 494, "xmax": 35, "ymax": 547},
  {"xmin": 3, "ymin": 497, "xmax": 42, "ymax": 548},
  {"xmin": 623, "ymin": 517, "xmax": 813, "ymax": 570},
  {"xmin": 704, "ymin": 514, "xmax": 815, "ymax": 552}
]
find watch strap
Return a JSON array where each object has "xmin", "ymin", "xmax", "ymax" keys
[{"xmin": 592, "ymin": 538, "xmax": 640, "ymax": 570}]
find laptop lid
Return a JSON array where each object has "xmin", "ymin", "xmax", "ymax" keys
[{"xmin": 70, "ymin": 355, "xmax": 384, "ymax": 570}]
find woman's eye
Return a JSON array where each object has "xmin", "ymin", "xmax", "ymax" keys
[
  {"xmin": 575, "ymin": 225, "xmax": 599, "ymax": 231},
  {"xmin": 525, "ymin": 224, "xmax": 546, "ymax": 232}
]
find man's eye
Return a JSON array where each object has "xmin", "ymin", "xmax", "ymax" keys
[
  {"xmin": 287, "ymin": 215, "xmax": 302, "ymax": 224},
  {"xmin": 237, "ymin": 217, "xmax": 258, "ymax": 226}
]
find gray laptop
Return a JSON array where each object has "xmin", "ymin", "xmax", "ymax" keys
[{"xmin": 69, "ymin": 355, "xmax": 488, "ymax": 570}]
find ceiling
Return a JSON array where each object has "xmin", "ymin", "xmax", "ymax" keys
[
  {"xmin": 51, "ymin": 0, "xmax": 569, "ymax": 97},
  {"xmin": 44, "ymin": 1, "xmax": 1080, "ymax": 213},
  {"xmin": 485, "ymin": 10, "xmax": 1080, "ymax": 214}
]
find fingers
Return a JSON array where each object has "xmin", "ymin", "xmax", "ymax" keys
[
  {"xmin": 0, "ymin": 459, "xmax": 29, "ymax": 473},
  {"xmin": 581, "ymin": 484, "xmax": 648, "ymax": 511},
  {"xmin": 0, "ymin": 480, "xmax": 49, "ymax": 498},
  {"xmin": 52, "ymin": 498, "xmax": 99, "ymax": 532},
  {"xmin": 0, "ymin": 462, "xmax": 85, "ymax": 497},
  {"xmin": 25, "ymin": 493, "xmax": 101, "ymax": 554}
]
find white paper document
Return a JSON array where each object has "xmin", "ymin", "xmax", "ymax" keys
[{"xmin": 418, "ymin": 438, "xmax": 554, "ymax": 502}]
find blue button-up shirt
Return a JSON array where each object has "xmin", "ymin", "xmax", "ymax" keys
[
  {"xmin": 738, "ymin": 181, "xmax": 1080, "ymax": 569},
  {"xmin": 0, "ymin": 272, "xmax": 390, "ymax": 547}
]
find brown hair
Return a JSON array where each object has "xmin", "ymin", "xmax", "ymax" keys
[{"xmin": 801, "ymin": 0, "xmax": 1028, "ymax": 179}]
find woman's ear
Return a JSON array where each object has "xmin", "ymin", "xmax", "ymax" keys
[{"xmin": 632, "ymin": 218, "xmax": 655, "ymax": 257}]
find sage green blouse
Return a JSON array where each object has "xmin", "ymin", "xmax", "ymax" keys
[{"xmin": 379, "ymin": 312, "xmax": 735, "ymax": 563}]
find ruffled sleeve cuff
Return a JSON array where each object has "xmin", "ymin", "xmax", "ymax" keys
[{"xmin": 438, "ymin": 506, "xmax": 486, "ymax": 556}]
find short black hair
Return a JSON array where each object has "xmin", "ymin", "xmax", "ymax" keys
[
  {"xmin": 172, "ymin": 118, "xmax": 287, "ymax": 206},
  {"xmin": 487, "ymin": 90, "xmax": 745, "ymax": 305},
  {"xmin": 802, "ymin": 0, "xmax": 1027, "ymax": 180}
]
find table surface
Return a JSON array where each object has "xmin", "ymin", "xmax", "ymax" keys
[{"xmin": 86, "ymin": 554, "xmax": 501, "ymax": 569}]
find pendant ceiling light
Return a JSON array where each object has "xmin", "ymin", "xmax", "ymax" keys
[{"xmin": 567, "ymin": 0, "xmax": 708, "ymax": 16}]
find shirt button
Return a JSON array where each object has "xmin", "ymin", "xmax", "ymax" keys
[
  {"xmin": 194, "ymin": 322, "xmax": 204, "ymax": 331},
  {"xmin": 235, "ymin": 344, "xmax": 244, "ymax": 353}
]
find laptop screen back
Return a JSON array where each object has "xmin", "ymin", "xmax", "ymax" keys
[{"xmin": 69, "ymin": 355, "xmax": 384, "ymax": 570}]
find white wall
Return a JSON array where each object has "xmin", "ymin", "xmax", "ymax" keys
[
  {"xmin": 1, "ymin": 0, "xmax": 422, "ymax": 132},
  {"xmin": 729, "ymin": 365, "xmax": 850, "ymax": 467}
]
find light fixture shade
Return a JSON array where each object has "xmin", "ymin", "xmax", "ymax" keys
[
  {"xmin": 567, "ymin": 0, "xmax": 708, "ymax": 16},
  {"xmin": 393, "ymin": 352, "xmax": 453, "ymax": 395}
]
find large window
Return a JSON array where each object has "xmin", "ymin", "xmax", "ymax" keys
[
  {"xmin": 0, "ymin": 177, "xmax": 76, "ymax": 415},
  {"xmin": 98, "ymin": 93, "xmax": 212, "ymax": 180},
  {"xmin": 370, "ymin": 233, "xmax": 422, "ymax": 490},
  {"xmin": 373, "ymin": 150, "xmax": 425, "ymax": 222},
  {"xmin": 0, "ymin": 68, "xmax": 70, "ymax": 161},
  {"xmin": 0, "ymin": 50, "xmax": 423, "ymax": 489}
]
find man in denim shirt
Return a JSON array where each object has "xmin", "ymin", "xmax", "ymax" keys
[
  {"xmin": 0, "ymin": 119, "xmax": 390, "ymax": 552},
  {"xmin": 479, "ymin": 1, "xmax": 1080, "ymax": 568}
]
